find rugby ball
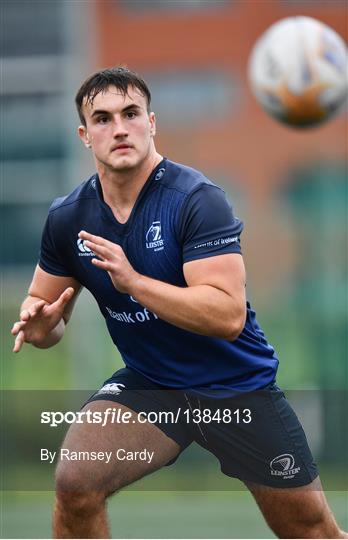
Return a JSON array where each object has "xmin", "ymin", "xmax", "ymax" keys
[{"xmin": 248, "ymin": 16, "xmax": 348, "ymax": 127}]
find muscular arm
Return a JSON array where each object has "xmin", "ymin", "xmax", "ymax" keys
[
  {"xmin": 12, "ymin": 266, "xmax": 82, "ymax": 352},
  {"xmin": 131, "ymin": 254, "xmax": 246, "ymax": 340},
  {"xmin": 79, "ymin": 231, "xmax": 246, "ymax": 341}
]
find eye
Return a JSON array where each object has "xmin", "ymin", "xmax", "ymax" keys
[
  {"xmin": 97, "ymin": 116, "xmax": 109, "ymax": 124},
  {"xmin": 126, "ymin": 111, "xmax": 137, "ymax": 119}
]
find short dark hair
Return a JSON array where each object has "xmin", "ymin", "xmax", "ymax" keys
[{"xmin": 75, "ymin": 66, "xmax": 152, "ymax": 125}]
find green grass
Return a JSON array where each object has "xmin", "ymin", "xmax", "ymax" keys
[{"xmin": 1, "ymin": 490, "xmax": 347, "ymax": 539}]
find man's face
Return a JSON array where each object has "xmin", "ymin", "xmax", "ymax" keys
[{"xmin": 78, "ymin": 85, "xmax": 156, "ymax": 172}]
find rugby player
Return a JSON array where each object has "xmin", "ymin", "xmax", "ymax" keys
[{"xmin": 12, "ymin": 67, "xmax": 347, "ymax": 539}]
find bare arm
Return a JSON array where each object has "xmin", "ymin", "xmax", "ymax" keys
[
  {"xmin": 79, "ymin": 231, "xmax": 246, "ymax": 341},
  {"xmin": 12, "ymin": 266, "xmax": 82, "ymax": 352},
  {"xmin": 131, "ymin": 254, "xmax": 246, "ymax": 340}
]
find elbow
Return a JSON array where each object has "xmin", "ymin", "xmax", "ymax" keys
[
  {"xmin": 223, "ymin": 323, "xmax": 244, "ymax": 342},
  {"xmin": 221, "ymin": 313, "xmax": 246, "ymax": 342}
]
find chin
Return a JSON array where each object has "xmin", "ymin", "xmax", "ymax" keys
[{"xmin": 109, "ymin": 157, "xmax": 137, "ymax": 171}]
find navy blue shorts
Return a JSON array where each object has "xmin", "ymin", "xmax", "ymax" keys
[{"xmin": 87, "ymin": 368, "xmax": 318, "ymax": 488}]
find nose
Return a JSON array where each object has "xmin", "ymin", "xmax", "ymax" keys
[{"xmin": 112, "ymin": 117, "xmax": 128, "ymax": 138}]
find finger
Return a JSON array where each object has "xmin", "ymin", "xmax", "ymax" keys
[
  {"xmin": 19, "ymin": 299, "xmax": 45, "ymax": 322},
  {"xmin": 28, "ymin": 300, "xmax": 47, "ymax": 317},
  {"xmin": 79, "ymin": 230, "xmax": 104, "ymax": 243},
  {"xmin": 84, "ymin": 241, "xmax": 111, "ymax": 260},
  {"xmin": 11, "ymin": 321, "xmax": 26, "ymax": 335},
  {"xmin": 19, "ymin": 309, "xmax": 29, "ymax": 320},
  {"xmin": 91, "ymin": 258, "xmax": 113, "ymax": 272},
  {"xmin": 13, "ymin": 330, "xmax": 25, "ymax": 353},
  {"xmin": 54, "ymin": 287, "xmax": 75, "ymax": 309},
  {"xmin": 79, "ymin": 231, "xmax": 116, "ymax": 250}
]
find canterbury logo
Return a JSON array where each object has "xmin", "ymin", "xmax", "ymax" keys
[
  {"xmin": 96, "ymin": 383, "xmax": 125, "ymax": 396},
  {"xmin": 270, "ymin": 453, "xmax": 301, "ymax": 479},
  {"xmin": 77, "ymin": 238, "xmax": 94, "ymax": 257}
]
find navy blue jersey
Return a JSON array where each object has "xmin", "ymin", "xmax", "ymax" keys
[{"xmin": 39, "ymin": 158, "xmax": 278, "ymax": 396}]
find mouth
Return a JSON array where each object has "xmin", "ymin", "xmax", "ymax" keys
[{"xmin": 112, "ymin": 144, "xmax": 132, "ymax": 152}]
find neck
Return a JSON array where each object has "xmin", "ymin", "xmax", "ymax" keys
[{"xmin": 97, "ymin": 151, "xmax": 163, "ymax": 222}]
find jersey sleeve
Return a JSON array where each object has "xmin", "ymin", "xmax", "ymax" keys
[
  {"xmin": 179, "ymin": 184, "xmax": 244, "ymax": 263},
  {"xmin": 38, "ymin": 214, "xmax": 72, "ymax": 277}
]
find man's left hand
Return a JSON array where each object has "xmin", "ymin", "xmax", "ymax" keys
[{"xmin": 78, "ymin": 230, "xmax": 140, "ymax": 294}]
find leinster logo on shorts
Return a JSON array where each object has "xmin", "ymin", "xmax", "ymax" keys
[
  {"xmin": 146, "ymin": 221, "xmax": 164, "ymax": 252},
  {"xmin": 270, "ymin": 453, "xmax": 301, "ymax": 479},
  {"xmin": 96, "ymin": 383, "xmax": 125, "ymax": 396}
]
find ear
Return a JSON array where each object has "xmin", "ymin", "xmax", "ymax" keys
[
  {"xmin": 149, "ymin": 112, "xmax": 156, "ymax": 137},
  {"xmin": 78, "ymin": 125, "xmax": 92, "ymax": 148}
]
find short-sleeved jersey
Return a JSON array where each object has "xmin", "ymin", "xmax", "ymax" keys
[{"xmin": 39, "ymin": 158, "xmax": 278, "ymax": 396}]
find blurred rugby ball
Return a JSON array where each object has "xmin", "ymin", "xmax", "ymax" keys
[{"xmin": 248, "ymin": 16, "xmax": 348, "ymax": 127}]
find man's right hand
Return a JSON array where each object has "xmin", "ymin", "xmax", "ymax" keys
[{"xmin": 11, "ymin": 287, "xmax": 75, "ymax": 353}]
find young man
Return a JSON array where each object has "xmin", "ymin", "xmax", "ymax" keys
[{"xmin": 12, "ymin": 67, "xmax": 346, "ymax": 539}]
